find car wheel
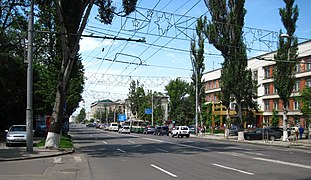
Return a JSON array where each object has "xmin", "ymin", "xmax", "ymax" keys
[
  {"xmin": 6, "ymin": 143, "xmax": 10, "ymax": 147},
  {"xmin": 269, "ymin": 136, "xmax": 276, "ymax": 141},
  {"xmin": 186, "ymin": 135, "xmax": 190, "ymax": 138},
  {"xmin": 245, "ymin": 135, "xmax": 250, "ymax": 140}
]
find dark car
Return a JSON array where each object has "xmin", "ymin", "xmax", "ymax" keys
[
  {"xmin": 154, "ymin": 126, "xmax": 169, "ymax": 136},
  {"xmin": 35, "ymin": 124, "xmax": 47, "ymax": 137},
  {"xmin": 143, "ymin": 125, "xmax": 156, "ymax": 134},
  {"xmin": 86, "ymin": 123, "xmax": 96, "ymax": 127},
  {"xmin": 229, "ymin": 125, "xmax": 243, "ymax": 136},
  {"xmin": 244, "ymin": 128, "xmax": 282, "ymax": 141}
]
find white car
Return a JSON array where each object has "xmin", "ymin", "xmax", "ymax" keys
[
  {"xmin": 172, "ymin": 126, "xmax": 190, "ymax": 138},
  {"xmin": 108, "ymin": 123, "xmax": 119, "ymax": 131},
  {"xmin": 118, "ymin": 126, "xmax": 131, "ymax": 134},
  {"xmin": 5, "ymin": 125, "xmax": 27, "ymax": 146}
]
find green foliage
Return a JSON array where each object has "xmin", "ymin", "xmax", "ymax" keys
[
  {"xmin": 76, "ymin": 108, "xmax": 86, "ymax": 123},
  {"xmin": 165, "ymin": 78, "xmax": 194, "ymax": 125},
  {"xmin": 36, "ymin": 134, "xmax": 73, "ymax": 149},
  {"xmin": 203, "ymin": 0, "xmax": 256, "ymax": 125},
  {"xmin": 298, "ymin": 86, "xmax": 311, "ymax": 125},
  {"xmin": 273, "ymin": 0, "xmax": 299, "ymax": 109},
  {"xmin": 271, "ymin": 108, "xmax": 279, "ymax": 126}
]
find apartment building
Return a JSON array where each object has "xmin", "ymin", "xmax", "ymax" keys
[{"xmin": 202, "ymin": 40, "xmax": 311, "ymax": 128}]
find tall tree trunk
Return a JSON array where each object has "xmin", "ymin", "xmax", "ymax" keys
[{"xmin": 282, "ymin": 105, "xmax": 288, "ymax": 141}]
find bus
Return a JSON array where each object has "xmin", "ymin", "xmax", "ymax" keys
[{"xmin": 123, "ymin": 119, "xmax": 149, "ymax": 133}]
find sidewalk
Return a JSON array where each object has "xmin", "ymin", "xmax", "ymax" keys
[
  {"xmin": 192, "ymin": 133, "xmax": 311, "ymax": 150},
  {"xmin": 0, "ymin": 145, "xmax": 74, "ymax": 161}
]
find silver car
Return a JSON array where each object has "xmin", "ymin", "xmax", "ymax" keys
[{"xmin": 5, "ymin": 125, "xmax": 27, "ymax": 146}]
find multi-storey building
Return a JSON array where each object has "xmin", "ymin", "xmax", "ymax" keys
[
  {"xmin": 90, "ymin": 99, "xmax": 125, "ymax": 122},
  {"xmin": 202, "ymin": 40, "xmax": 311, "ymax": 128}
]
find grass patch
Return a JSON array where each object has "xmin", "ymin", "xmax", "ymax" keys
[{"xmin": 36, "ymin": 134, "xmax": 74, "ymax": 149}]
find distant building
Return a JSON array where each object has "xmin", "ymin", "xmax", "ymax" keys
[
  {"xmin": 90, "ymin": 99, "xmax": 125, "ymax": 123},
  {"xmin": 202, "ymin": 40, "xmax": 311, "ymax": 128}
]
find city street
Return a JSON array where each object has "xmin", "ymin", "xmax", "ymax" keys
[{"xmin": 0, "ymin": 125, "xmax": 310, "ymax": 180}]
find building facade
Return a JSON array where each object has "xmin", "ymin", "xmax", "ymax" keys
[{"xmin": 202, "ymin": 40, "xmax": 311, "ymax": 128}]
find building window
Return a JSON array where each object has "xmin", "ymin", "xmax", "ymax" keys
[
  {"xmin": 293, "ymin": 101, "xmax": 300, "ymax": 110},
  {"xmin": 264, "ymin": 84, "xmax": 270, "ymax": 95},
  {"xmin": 293, "ymin": 80, "xmax": 300, "ymax": 92},
  {"xmin": 264, "ymin": 117, "xmax": 269, "ymax": 125},
  {"xmin": 213, "ymin": 81, "xmax": 217, "ymax": 88},
  {"xmin": 294, "ymin": 64, "xmax": 300, "ymax": 73},
  {"xmin": 306, "ymin": 79, "xmax": 311, "ymax": 87},
  {"xmin": 264, "ymin": 67, "xmax": 270, "ymax": 79},
  {"xmin": 306, "ymin": 61, "xmax": 311, "ymax": 71},
  {"xmin": 264, "ymin": 100, "xmax": 270, "ymax": 111},
  {"xmin": 273, "ymin": 101, "xmax": 278, "ymax": 110},
  {"xmin": 252, "ymin": 70, "xmax": 258, "ymax": 80}
]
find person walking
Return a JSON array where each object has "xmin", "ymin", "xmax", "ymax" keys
[{"xmin": 299, "ymin": 126, "xmax": 304, "ymax": 139}]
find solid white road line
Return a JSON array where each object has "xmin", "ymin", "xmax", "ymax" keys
[
  {"xmin": 150, "ymin": 164, "xmax": 178, "ymax": 178},
  {"xmin": 142, "ymin": 137, "xmax": 164, "ymax": 143},
  {"xmin": 117, "ymin": 148, "xmax": 126, "ymax": 153},
  {"xmin": 212, "ymin": 163, "xmax": 254, "ymax": 176},
  {"xmin": 128, "ymin": 140, "xmax": 135, "ymax": 144},
  {"xmin": 253, "ymin": 157, "xmax": 311, "ymax": 170},
  {"xmin": 154, "ymin": 148, "xmax": 169, "ymax": 153}
]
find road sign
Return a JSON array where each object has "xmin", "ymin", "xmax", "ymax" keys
[
  {"xmin": 118, "ymin": 114, "xmax": 126, "ymax": 122},
  {"xmin": 145, "ymin": 108, "xmax": 152, "ymax": 115}
]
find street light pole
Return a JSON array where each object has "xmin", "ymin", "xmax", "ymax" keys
[
  {"xmin": 151, "ymin": 91, "xmax": 154, "ymax": 126},
  {"xmin": 26, "ymin": 0, "xmax": 34, "ymax": 152},
  {"xmin": 195, "ymin": 70, "xmax": 198, "ymax": 136}
]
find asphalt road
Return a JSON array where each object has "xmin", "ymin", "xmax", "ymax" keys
[
  {"xmin": 72, "ymin": 125, "xmax": 311, "ymax": 180},
  {"xmin": 0, "ymin": 125, "xmax": 310, "ymax": 180}
]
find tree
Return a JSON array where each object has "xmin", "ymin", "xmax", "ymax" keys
[
  {"xmin": 76, "ymin": 108, "xmax": 86, "ymax": 123},
  {"xmin": 128, "ymin": 80, "xmax": 146, "ymax": 119},
  {"xmin": 45, "ymin": 0, "xmax": 138, "ymax": 149},
  {"xmin": 273, "ymin": 0, "xmax": 299, "ymax": 141},
  {"xmin": 165, "ymin": 78, "xmax": 194, "ymax": 125},
  {"xmin": 203, "ymin": 0, "xmax": 256, "ymax": 127},
  {"xmin": 190, "ymin": 17, "xmax": 205, "ymax": 133},
  {"xmin": 298, "ymin": 86, "xmax": 311, "ymax": 129},
  {"xmin": 0, "ymin": 1, "xmax": 28, "ymax": 129},
  {"xmin": 271, "ymin": 109, "xmax": 279, "ymax": 127}
]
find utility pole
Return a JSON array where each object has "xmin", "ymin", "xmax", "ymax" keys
[
  {"xmin": 151, "ymin": 91, "xmax": 154, "ymax": 126},
  {"xmin": 195, "ymin": 70, "xmax": 198, "ymax": 136},
  {"xmin": 26, "ymin": 0, "xmax": 34, "ymax": 152}
]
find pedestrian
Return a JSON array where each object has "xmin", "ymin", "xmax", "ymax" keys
[{"xmin": 299, "ymin": 126, "xmax": 304, "ymax": 139}]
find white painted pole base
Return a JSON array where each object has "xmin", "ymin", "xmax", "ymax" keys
[{"xmin": 45, "ymin": 132, "xmax": 60, "ymax": 149}]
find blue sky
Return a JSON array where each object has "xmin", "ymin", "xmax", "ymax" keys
[{"xmin": 76, "ymin": 0, "xmax": 311, "ymax": 114}]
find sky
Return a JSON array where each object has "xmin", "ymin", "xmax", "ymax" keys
[{"xmin": 75, "ymin": 0, "xmax": 311, "ymax": 115}]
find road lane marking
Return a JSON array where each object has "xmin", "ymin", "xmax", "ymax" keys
[
  {"xmin": 212, "ymin": 163, "xmax": 254, "ymax": 176},
  {"xmin": 150, "ymin": 164, "xmax": 177, "ymax": 178},
  {"xmin": 54, "ymin": 157, "xmax": 63, "ymax": 164},
  {"xmin": 117, "ymin": 148, "xmax": 126, "ymax": 153},
  {"xmin": 253, "ymin": 157, "xmax": 311, "ymax": 170},
  {"xmin": 154, "ymin": 148, "xmax": 169, "ymax": 153},
  {"xmin": 102, "ymin": 141, "xmax": 107, "ymax": 144},
  {"xmin": 244, "ymin": 152, "xmax": 267, "ymax": 156},
  {"xmin": 74, "ymin": 156, "xmax": 82, "ymax": 163},
  {"xmin": 142, "ymin": 138, "xmax": 164, "ymax": 143},
  {"xmin": 128, "ymin": 140, "xmax": 135, "ymax": 144},
  {"xmin": 90, "ymin": 135, "xmax": 93, "ymax": 137}
]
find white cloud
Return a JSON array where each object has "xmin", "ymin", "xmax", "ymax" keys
[{"xmin": 79, "ymin": 37, "xmax": 118, "ymax": 52}]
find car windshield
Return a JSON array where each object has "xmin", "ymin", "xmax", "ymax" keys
[
  {"xmin": 181, "ymin": 127, "xmax": 188, "ymax": 130},
  {"xmin": 162, "ymin": 127, "xmax": 168, "ymax": 130},
  {"xmin": 10, "ymin": 126, "xmax": 26, "ymax": 131},
  {"xmin": 123, "ymin": 127, "xmax": 129, "ymax": 129}
]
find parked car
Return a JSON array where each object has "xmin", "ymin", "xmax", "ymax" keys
[
  {"xmin": 172, "ymin": 126, "xmax": 190, "ymax": 138},
  {"xmin": 143, "ymin": 125, "xmax": 156, "ymax": 134},
  {"xmin": 244, "ymin": 128, "xmax": 282, "ymax": 141},
  {"xmin": 118, "ymin": 126, "xmax": 131, "ymax": 134},
  {"xmin": 229, "ymin": 125, "xmax": 242, "ymax": 136},
  {"xmin": 86, "ymin": 123, "xmax": 96, "ymax": 127},
  {"xmin": 154, "ymin": 126, "xmax": 169, "ymax": 136},
  {"xmin": 5, "ymin": 125, "xmax": 27, "ymax": 146},
  {"xmin": 35, "ymin": 124, "xmax": 47, "ymax": 137}
]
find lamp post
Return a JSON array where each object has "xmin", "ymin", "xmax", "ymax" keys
[
  {"xmin": 151, "ymin": 92, "xmax": 154, "ymax": 126},
  {"xmin": 26, "ymin": 0, "xmax": 34, "ymax": 152},
  {"xmin": 280, "ymin": 33, "xmax": 291, "ymax": 141},
  {"xmin": 195, "ymin": 69, "xmax": 198, "ymax": 136}
]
